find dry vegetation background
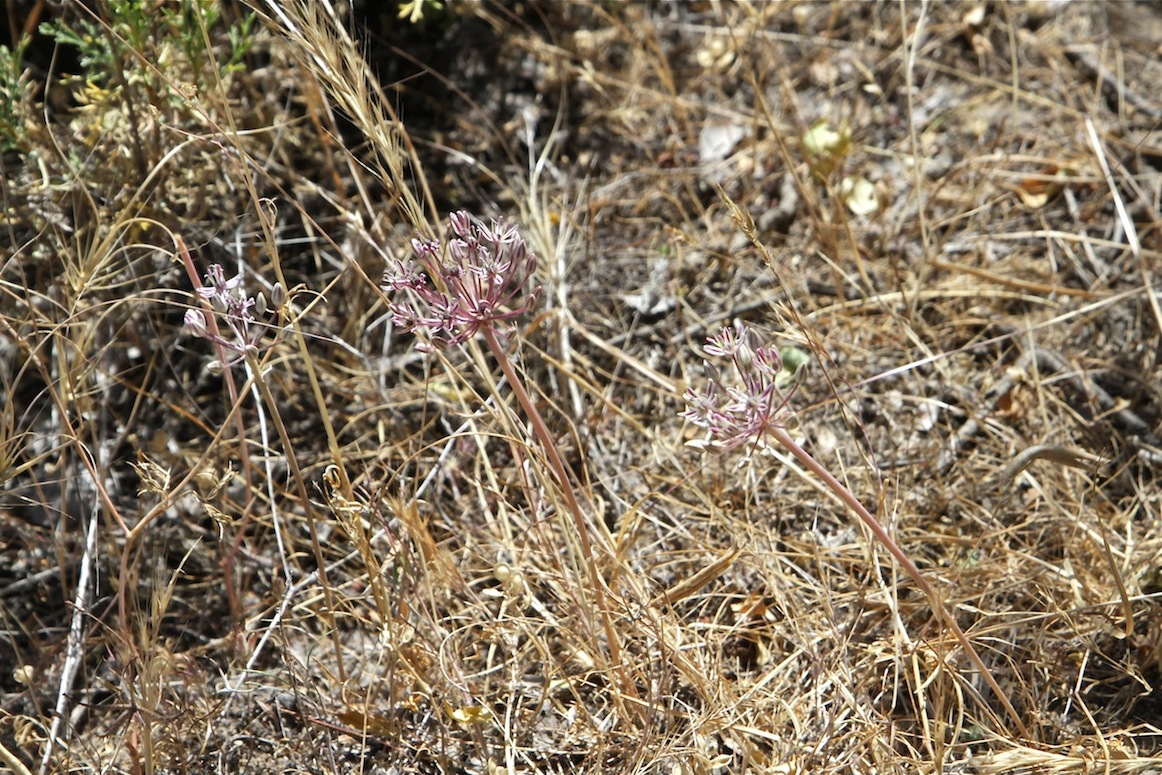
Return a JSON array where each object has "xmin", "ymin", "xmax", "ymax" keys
[{"xmin": 2, "ymin": 0, "xmax": 1162, "ymax": 772}]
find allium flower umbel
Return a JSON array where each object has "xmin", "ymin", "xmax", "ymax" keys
[
  {"xmin": 681, "ymin": 322, "xmax": 791, "ymax": 454},
  {"xmin": 382, "ymin": 211, "xmax": 540, "ymax": 350},
  {"xmin": 184, "ymin": 263, "xmax": 283, "ymax": 369}
]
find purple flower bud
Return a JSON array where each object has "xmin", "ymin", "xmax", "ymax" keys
[
  {"xmin": 754, "ymin": 346, "xmax": 781, "ymax": 376},
  {"xmin": 449, "ymin": 210, "xmax": 472, "ymax": 237},
  {"xmin": 184, "ymin": 309, "xmax": 208, "ymax": 338},
  {"xmin": 411, "ymin": 237, "xmax": 440, "ymax": 267},
  {"xmin": 448, "ymin": 238, "xmax": 470, "ymax": 263}
]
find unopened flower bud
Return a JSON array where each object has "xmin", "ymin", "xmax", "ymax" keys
[
  {"xmin": 449, "ymin": 210, "xmax": 472, "ymax": 237},
  {"xmin": 271, "ymin": 282, "xmax": 285, "ymax": 309},
  {"xmin": 736, "ymin": 335, "xmax": 755, "ymax": 367},
  {"xmin": 184, "ymin": 309, "xmax": 208, "ymax": 338}
]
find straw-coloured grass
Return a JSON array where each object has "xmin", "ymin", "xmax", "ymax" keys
[{"xmin": 2, "ymin": 1, "xmax": 1161, "ymax": 772}]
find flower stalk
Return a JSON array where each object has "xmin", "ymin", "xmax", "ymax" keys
[
  {"xmin": 384, "ymin": 212, "xmax": 634, "ymax": 702},
  {"xmin": 684, "ymin": 322, "xmax": 1030, "ymax": 738},
  {"xmin": 183, "ymin": 252, "xmax": 346, "ymax": 680}
]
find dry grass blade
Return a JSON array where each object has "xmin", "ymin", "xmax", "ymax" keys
[
  {"xmin": 251, "ymin": 0, "xmax": 433, "ymax": 234},
  {"xmin": 649, "ymin": 545, "xmax": 743, "ymax": 609}
]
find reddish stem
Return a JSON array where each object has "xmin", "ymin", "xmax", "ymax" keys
[
  {"xmin": 768, "ymin": 426, "xmax": 1030, "ymax": 739},
  {"xmin": 480, "ymin": 326, "xmax": 635, "ymax": 702}
]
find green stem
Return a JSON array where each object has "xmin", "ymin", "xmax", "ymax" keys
[{"xmin": 768, "ymin": 426, "xmax": 1030, "ymax": 739}]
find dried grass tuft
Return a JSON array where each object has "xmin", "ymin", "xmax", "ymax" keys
[{"xmin": 3, "ymin": 0, "xmax": 1162, "ymax": 772}]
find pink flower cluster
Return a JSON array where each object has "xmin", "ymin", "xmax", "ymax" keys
[
  {"xmin": 382, "ymin": 211, "xmax": 540, "ymax": 351},
  {"xmin": 184, "ymin": 264, "xmax": 282, "ymax": 369},
  {"xmin": 681, "ymin": 321, "xmax": 791, "ymax": 454}
]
